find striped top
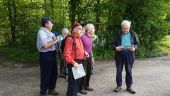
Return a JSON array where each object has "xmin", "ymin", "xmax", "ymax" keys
[{"xmin": 37, "ymin": 27, "xmax": 56, "ymax": 52}]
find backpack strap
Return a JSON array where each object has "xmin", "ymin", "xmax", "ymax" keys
[
  {"xmin": 66, "ymin": 35, "xmax": 77, "ymax": 59},
  {"xmin": 70, "ymin": 36, "xmax": 77, "ymax": 59}
]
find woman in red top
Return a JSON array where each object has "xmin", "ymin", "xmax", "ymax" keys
[{"xmin": 64, "ymin": 23, "xmax": 88, "ymax": 96}]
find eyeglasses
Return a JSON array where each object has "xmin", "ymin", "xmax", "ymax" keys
[{"xmin": 76, "ymin": 28, "xmax": 82, "ymax": 30}]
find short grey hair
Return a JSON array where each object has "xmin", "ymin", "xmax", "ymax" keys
[
  {"xmin": 121, "ymin": 20, "xmax": 131, "ymax": 28},
  {"xmin": 85, "ymin": 23, "xmax": 94, "ymax": 33},
  {"xmin": 62, "ymin": 28, "xmax": 69, "ymax": 34}
]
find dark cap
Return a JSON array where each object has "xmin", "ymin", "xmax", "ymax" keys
[
  {"xmin": 41, "ymin": 17, "xmax": 53, "ymax": 27},
  {"xmin": 71, "ymin": 23, "xmax": 81, "ymax": 32}
]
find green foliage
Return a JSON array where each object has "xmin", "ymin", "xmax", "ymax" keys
[
  {"xmin": 136, "ymin": 35, "xmax": 170, "ymax": 58},
  {"xmin": 157, "ymin": 35, "xmax": 170, "ymax": 55},
  {"xmin": 122, "ymin": 0, "xmax": 170, "ymax": 57},
  {"xmin": 93, "ymin": 47, "xmax": 114, "ymax": 59},
  {"xmin": 0, "ymin": 0, "xmax": 170, "ymax": 62},
  {"xmin": 0, "ymin": 47, "xmax": 38, "ymax": 63}
]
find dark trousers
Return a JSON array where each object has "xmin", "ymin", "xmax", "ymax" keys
[
  {"xmin": 60, "ymin": 57, "xmax": 67, "ymax": 74},
  {"xmin": 39, "ymin": 51, "xmax": 58, "ymax": 95},
  {"xmin": 57, "ymin": 50, "xmax": 67, "ymax": 75},
  {"xmin": 79, "ymin": 57, "xmax": 92, "ymax": 90},
  {"xmin": 85, "ymin": 56, "xmax": 92, "ymax": 87},
  {"xmin": 58, "ymin": 52, "xmax": 63, "ymax": 74},
  {"xmin": 116, "ymin": 49, "xmax": 133, "ymax": 88},
  {"xmin": 66, "ymin": 60, "xmax": 83, "ymax": 96},
  {"xmin": 79, "ymin": 60, "xmax": 85, "ymax": 90}
]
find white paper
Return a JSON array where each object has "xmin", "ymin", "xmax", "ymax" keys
[
  {"xmin": 119, "ymin": 46, "xmax": 133, "ymax": 50},
  {"xmin": 72, "ymin": 64, "xmax": 86, "ymax": 79}
]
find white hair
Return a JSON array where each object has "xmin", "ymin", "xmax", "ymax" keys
[
  {"xmin": 121, "ymin": 20, "xmax": 131, "ymax": 28},
  {"xmin": 85, "ymin": 23, "xmax": 94, "ymax": 33},
  {"xmin": 62, "ymin": 28, "xmax": 69, "ymax": 34}
]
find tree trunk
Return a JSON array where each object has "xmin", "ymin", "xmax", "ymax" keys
[
  {"xmin": 96, "ymin": 0, "xmax": 100, "ymax": 33},
  {"xmin": 69, "ymin": 0, "xmax": 77, "ymax": 25},
  {"xmin": 50, "ymin": 0, "xmax": 54, "ymax": 18},
  {"xmin": 44, "ymin": 0, "xmax": 48, "ymax": 16},
  {"xmin": 7, "ymin": 0, "xmax": 16, "ymax": 47}
]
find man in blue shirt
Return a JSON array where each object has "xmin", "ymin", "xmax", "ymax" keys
[{"xmin": 112, "ymin": 20, "xmax": 139, "ymax": 94}]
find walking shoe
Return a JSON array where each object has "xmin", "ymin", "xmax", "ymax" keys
[
  {"xmin": 84, "ymin": 87, "xmax": 94, "ymax": 91},
  {"xmin": 76, "ymin": 93, "xmax": 81, "ymax": 96},
  {"xmin": 78, "ymin": 89, "xmax": 87, "ymax": 95},
  {"xmin": 59, "ymin": 74, "xmax": 66, "ymax": 78},
  {"xmin": 114, "ymin": 86, "xmax": 122, "ymax": 92},
  {"xmin": 76, "ymin": 95, "xmax": 80, "ymax": 96},
  {"xmin": 48, "ymin": 90, "xmax": 59, "ymax": 95},
  {"xmin": 126, "ymin": 88, "xmax": 136, "ymax": 94},
  {"xmin": 39, "ymin": 94, "xmax": 47, "ymax": 96}
]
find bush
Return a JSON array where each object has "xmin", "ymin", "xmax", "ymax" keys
[
  {"xmin": 157, "ymin": 35, "xmax": 170, "ymax": 55},
  {"xmin": 0, "ymin": 47, "xmax": 38, "ymax": 63},
  {"xmin": 93, "ymin": 47, "xmax": 114, "ymax": 60}
]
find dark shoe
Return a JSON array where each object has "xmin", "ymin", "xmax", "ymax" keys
[
  {"xmin": 39, "ymin": 94, "xmax": 47, "ymax": 96},
  {"xmin": 126, "ymin": 88, "xmax": 136, "ymax": 94},
  {"xmin": 84, "ymin": 87, "xmax": 94, "ymax": 91},
  {"xmin": 48, "ymin": 90, "xmax": 59, "ymax": 95},
  {"xmin": 59, "ymin": 74, "xmax": 66, "ymax": 78},
  {"xmin": 76, "ymin": 94, "xmax": 81, "ymax": 96},
  {"xmin": 114, "ymin": 86, "xmax": 122, "ymax": 92},
  {"xmin": 63, "ymin": 72, "xmax": 69, "ymax": 75},
  {"xmin": 78, "ymin": 89, "xmax": 87, "ymax": 95}
]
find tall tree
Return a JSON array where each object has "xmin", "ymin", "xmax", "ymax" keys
[
  {"xmin": 6, "ymin": 0, "xmax": 17, "ymax": 47},
  {"xmin": 69, "ymin": 0, "xmax": 78, "ymax": 25}
]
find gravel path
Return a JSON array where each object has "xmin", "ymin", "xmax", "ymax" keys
[{"xmin": 0, "ymin": 56, "xmax": 170, "ymax": 96}]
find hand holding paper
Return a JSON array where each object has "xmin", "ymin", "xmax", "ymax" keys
[{"xmin": 72, "ymin": 64, "xmax": 86, "ymax": 79}]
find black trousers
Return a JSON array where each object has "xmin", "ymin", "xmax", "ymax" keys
[
  {"xmin": 115, "ymin": 49, "xmax": 133, "ymax": 88},
  {"xmin": 39, "ymin": 51, "xmax": 58, "ymax": 95},
  {"xmin": 85, "ymin": 56, "xmax": 93, "ymax": 87},
  {"xmin": 66, "ymin": 60, "xmax": 83, "ymax": 96},
  {"xmin": 59, "ymin": 56, "xmax": 67, "ymax": 74},
  {"xmin": 79, "ymin": 57, "xmax": 92, "ymax": 90}
]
